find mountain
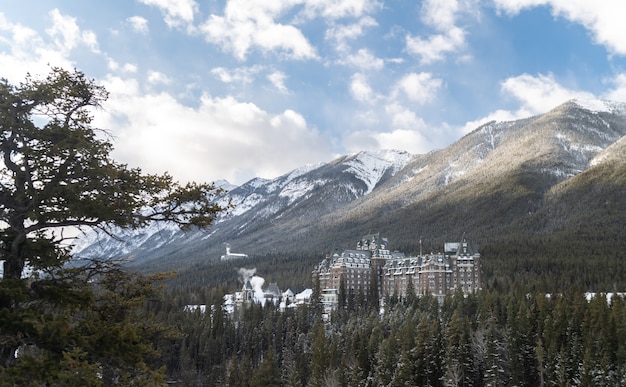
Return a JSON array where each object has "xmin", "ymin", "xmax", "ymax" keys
[
  {"xmin": 74, "ymin": 149, "xmax": 414, "ymax": 269},
  {"xmin": 323, "ymin": 99, "xmax": 626, "ymax": 245},
  {"xmin": 74, "ymin": 99, "xmax": 626, "ymax": 281}
]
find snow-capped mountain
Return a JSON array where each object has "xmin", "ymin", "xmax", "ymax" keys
[
  {"xmin": 74, "ymin": 99, "xmax": 626, "ymax": 271},
  {"xmin": 74, "ymin": 149, "xmax": 414, "ymax": 267}
]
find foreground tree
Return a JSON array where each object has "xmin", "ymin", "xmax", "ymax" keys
[{"xmin": 0, "ymin": 68, "xmax": 228, "ymax": 384}]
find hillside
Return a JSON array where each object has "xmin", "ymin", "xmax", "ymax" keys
[{"xmin": 74, "ymin": 99, "xmax": 626, "ymax": 290}]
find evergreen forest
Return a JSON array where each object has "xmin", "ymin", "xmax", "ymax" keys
[
  {"xmin": 153, "ymin": 281, "xmax": 626, "ymax": 386},
  {"xmin": 144, "ymin": 223, "xmax": 626, "ymax": 386}
]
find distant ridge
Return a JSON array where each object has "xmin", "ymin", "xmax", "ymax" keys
[{"xmin": 74, "ymin": 99, "xmax": 626, "ymax": 279}]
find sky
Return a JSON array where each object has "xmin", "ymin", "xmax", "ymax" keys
[{"xmin": 1, "ymin": 1, "xmax": 626, "ymax": 186}]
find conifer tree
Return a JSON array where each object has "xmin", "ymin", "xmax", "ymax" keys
[
  {"xmin": 0, "ymin": 68, "xmax": 228, "ymax": 384},
  {"xmin": 309, "ymin": 319, "xmax": 328, "ymax": 387}
]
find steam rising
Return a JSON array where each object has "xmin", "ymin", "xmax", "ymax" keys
[{"xmin": 238, "ymin": 267, "xmax": 265, "ymax": 302}]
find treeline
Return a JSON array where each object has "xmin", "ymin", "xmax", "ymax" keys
[
  {"xmin": 151, "ymin": 285, "xmax": 626, "ymax": 386},
  {"xmin": 481, "ymin": 235, "xmax": 626, "ymax": 292},
  {"xmin": 164, "ymin": 252, "xmax": 323, "ymax": 295},
  {"xmin": 161, "ymin": 236, "xmax": 626, "ymax": 299}
]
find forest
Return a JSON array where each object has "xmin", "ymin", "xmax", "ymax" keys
[
  {"xmin": 153, "ymin": 281, "xmax": 626, "ymax": 386},
  {"xmin": 151, "ymin": 228, "xmax": 626, "ymax": 386}
]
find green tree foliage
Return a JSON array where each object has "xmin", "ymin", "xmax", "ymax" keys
[
  {"xmin": 0, "ymin": 68, "xmax": 228, "ymax": 384},
  {"xmin": 150, "ymin": 282, "xmax": 626, "ymax": 386}
]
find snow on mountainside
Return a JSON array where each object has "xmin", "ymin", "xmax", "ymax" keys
[
  {"xmin": 217, "ymin": 149, "xmax": 411, "ymax": 221},
  {"xmin": 72, "ymin": 221, "xmax": 181, "ymax": 259},
  {"xmin": 73, "ymin": 150, "xmax": 411, "ymax": 260},
  {"xmin": 325, "ymin": 99, "xmax": 626, "ymax": 223},
  {"xmin": 573, "ymin": 98, "xmax": 626, "ymax": 114},
  {"xmin": 344, "ymin": 150, "xmax": 413, "ymax": 194},
  {"xmin": 72, "ymin": 100, "xmax": 626, "ymax": 267},
  {"xmin": 268, "ymin": 162, "xmax": 324, "ymax": 194}
]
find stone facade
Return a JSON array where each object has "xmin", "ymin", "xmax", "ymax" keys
[{"xmin": 314, "ymin": 233, "xmax": 481, "ymax": 309}]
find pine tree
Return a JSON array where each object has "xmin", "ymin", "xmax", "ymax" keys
[
  {"xmin": 309, "ymin": 319, "xmax": 328, "ymax": 387},
  {"xmin": 250, "ymin": 349, "xmax": 282, "ymax": 387},
  {"xmin": 0, "ymin": 68, "xmax": 228, "ymax": 384}
]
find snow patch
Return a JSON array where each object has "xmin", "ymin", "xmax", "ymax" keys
[
  {"xmin": 279, "ymin": 178, "xmax": 326, "ymax": 205},
  {"xmin": 573, "ymin": 99, "xmax": 626, "ymax": 114},
  {"xmin": 266, "ymin": 162, "xmax": 323, "ymax": 193},
  {"xmin": 229, "ymin": 192, "xmax": 265, "ymax": 216},
  {"xmin": 345, "ymin": 151, "xmax": 412, "ymax": 194}
]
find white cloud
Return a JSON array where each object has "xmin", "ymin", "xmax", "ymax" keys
[
  {"xmin": 107, "ymin": 60, "xmax": 137, "ymax": 73},
  {"xmin": 198, "ymin": 0, "xmax": 380, "ymax": 61},
  {"xmin": 106, "ymin": 58, "xmax": 118, "ymax": 71},
  {"xmin": 211, "ymin": 67, "xmax": 235, "ymax": 83},
  {"xmin": 94, "ymin": 75, "xmax": 332, "ymax": 184},
  {"xmin": 501, "ymin": 73, "xmax": 595, "ymax": 115},
  {"xmin": 421, "ymin": 0, "xmax": 461, "ymax": 29},
  {"xmin": 0, "ymin": 10, "xmax": 98, "ymax": 83},
  {"xmin": 406, "ymin": 26, "xmax": 465, "ymax": 64},
  {"xmin": 200, "ymin": 1, "xmax": 318, "ymax": 61},
  {"xmin": 392, "ymin": 72, "xmax": 442, "ymax": 104},
  {"xmin": 138, "ymin": 0, "xmax": 197, "ymax": 31},
  {"xmin": 405, "ymin": 0, "xmax": 468, "ymax": 63},
  {"xmin": 123, "ymin": 63, "xmax": 138, "ymax": 73},
  {"xmin": 340, "ymin": 48, "xmax": 384, "ymax": 70},
  {"xmin": 46, "ymin": 9, "xmax": 100, "ymax": 53},
  {"xmin": 374, "ymin": 129, "xmax": 429, "ymax": 153},
  {"xmin": 350, "ymin": 73, "xmax": 377, "ymax": 103},
  {"xmin": 300, "ymin": 0, "xmax": 382, "ymax": 20},
  {"xmin": 461, "ymin": 71, "xmax": 626, "ymax": 136},
  {"xmin": 127, "ymin": 16, "xmax": 149, "ymax": 34},
  {"xmin": 210, "ymin": 65, "xmax": 263, "ymax": 84},
  {"xmin": 494, "ymin": 0, "xmax": 626, "ymax": 55},
  {"xmin": 325, "ymin": 16, "xmax": 378, "ymax": 52},
  {"xmin": 461, "ymin": 109, "xmax": 520, "ymax": 134},
  {"xmin": 267, "ymin": 71, "xmax": 289, "ymax": 93},
  {"xmin": 347, "ymin": 70, "xmax": 444, "ymax": 153},
  {"xmin": 343, "ymin": 110, "xmax": 431, "ymax": 154},
  {"xmin": 385, "ymin": 102, "xmax": 427, "ymax": 131},
  {"xmin": 604, "ymin": 73, "xmax": 626, "ymax": 102},
  {"xmin": 462, "ymin": 72, "xmax": 596, "ymax": 134},
  {"xmin": 147, "ymin": 70, "xmax": 171, "ymax": 85},
  {"xmin": 343, "ymin": 103, "xmax": 434, "ymax": 153}
]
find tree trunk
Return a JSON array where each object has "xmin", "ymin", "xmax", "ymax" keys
[
  {"xmin": 0, "ymin": 228, "xmax": 26, "ymax": 367},
  {"xmin": 3, "ymin": 228, "xmax": 26, "ymax": 280}
]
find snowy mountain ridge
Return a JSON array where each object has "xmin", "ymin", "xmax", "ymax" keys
[
  {"xmin": 572, "ymin": 98, "xmax": 626, "ymax": 115},
  {"xmin": 343, "ymin": 150, "xmax": 413, "ymax": 194},
  {"xmin": 73, "ymin": 99, "xmax": 626, "ymax": 269},
  {"xmin": 73, "ymin": 149, "xmax": 412, "ymax": 260}
]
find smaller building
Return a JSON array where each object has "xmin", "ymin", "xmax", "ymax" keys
[
  {"xmin": 264, "ymin": 282, "xmax": 282, "ymax": 303},
  {"xmin": 221, "ymin": 243, "xmax": 248, "ymax": 260}
]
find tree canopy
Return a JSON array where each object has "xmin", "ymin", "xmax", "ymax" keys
[{"xmin": 0, "ymin": 68, "xmax": 228, "ymax": 384}]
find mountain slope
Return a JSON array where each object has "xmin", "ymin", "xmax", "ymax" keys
[
  {"xmin": 299, "ymin": 99, "xmax": 626, "ymax": 249},
  {"xmin": 74, "ymin": 150, "xmax": 414, "ymax": 268},
  {"xmin": 74, "ymin": 99, "xmax": 626, "ymax": 276}
]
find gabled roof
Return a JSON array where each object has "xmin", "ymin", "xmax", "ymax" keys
[
  {"xmin": 446, "ymin": 233, "xmax": 478, "ymax": 256},
  {"xmin": 266, "ymin": 282, "xmax": 281, "ymax": 296},
  {"xmin": 357, "ymin": 232, "xmax": 387, "ymax": 249}
]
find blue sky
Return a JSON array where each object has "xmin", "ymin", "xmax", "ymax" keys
[{"xmin": 1, "ymin": 0, "xmax": 625, "ymax": 185}]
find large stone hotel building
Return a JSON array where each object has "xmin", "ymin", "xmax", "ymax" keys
[{"xmin": 314, "ymin": 233, "xmax": 481, "ymax": 310}]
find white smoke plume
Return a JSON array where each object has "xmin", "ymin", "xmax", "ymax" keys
[
  {"xmin": 238, "ymin": 267, "xmax": 256, "ymax": 283},
  {"xmin": 238, "ymin": 267, "xmax": 265, "ymax": 303}
]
